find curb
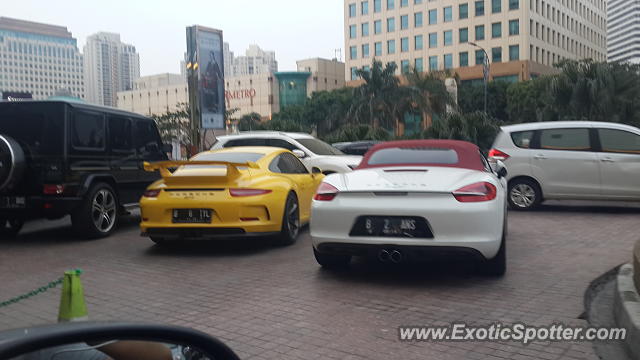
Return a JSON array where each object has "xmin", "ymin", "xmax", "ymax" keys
[
  {"xmin": 614, "ymin": 263, "xmax": 640, "ymax": 359},
  {"xmin": 634, "ymin": 240, "xmax": 640, "ymax": 294}
]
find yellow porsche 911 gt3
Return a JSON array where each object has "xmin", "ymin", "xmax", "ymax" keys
[{"xmin": 139, "ymin": 147, "xmax": 324, "ymax": 245}]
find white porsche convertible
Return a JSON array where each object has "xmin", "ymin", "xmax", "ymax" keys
[{"xmin": 310, "ymin": 140, "xmax": 508, "ymax": 276}]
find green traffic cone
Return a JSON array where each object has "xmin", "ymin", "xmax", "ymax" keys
[{"xmin": 58, "ymin": 269, "xmax": 88, "ymax": 322}]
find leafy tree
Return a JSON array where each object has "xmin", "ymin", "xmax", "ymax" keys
[
  {"xmin": 506, "ymin": 76, "xmax": 557, "ymax": 123},
  {"xmin": 549, "ymin": 60, "xmax": 640, "ymax": 125},
  {"xmin": 405, "ymin": 68, "xmax": 455, "ymax": 117},
  {"xmin": 151, "ymin": 103, "xmax": 197, "ymax": 156},
  {"xmin": 301, "ymin": 88, "xmax": 354, "ymax": 136},
  {"xmin": 424, "ymin": 112, "xmax": 500, "ymax": 152},
  {"xmin": 238, "ymin": 112, "xmax": 262, "ymax": 131},
  {"xmin": 458, "ymin": 81, "xmax": 511, "ymax": 122}
]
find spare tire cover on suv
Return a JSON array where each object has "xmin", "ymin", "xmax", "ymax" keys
[{"xmin": 0, "ymin": 134, "xmax": 26, "ymax": 191}]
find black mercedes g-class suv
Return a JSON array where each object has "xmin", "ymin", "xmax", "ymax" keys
[{"xmin": 0, "ymin": 100, "xmax": 169, "ymax": 238}]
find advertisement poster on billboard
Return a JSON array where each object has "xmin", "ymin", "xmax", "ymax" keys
[{"xmin": 187, "ymin": 26, "xmax": 225, "ymax": 130}]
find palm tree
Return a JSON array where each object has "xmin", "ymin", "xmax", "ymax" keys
[
  {"xmin": 404, "ymin": 68, "xmax": 455, "ymax": 129},
  {"xmin": 549, "ymin": 60, "xmax": 640, "ymax": 125},
  {"xmin": 348, "ymin": 60, "xmax": 403, "ymax": 129}
]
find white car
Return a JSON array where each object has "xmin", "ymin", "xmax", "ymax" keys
[
  {"xmin": 489, "ymin": 121, "xmax": 640, "ymax": 210},
  {"xmin": 310, "ymin": 140, "xmax": 508, "ymax": 276},
  {"xmin": 211, "ymin": 132, "xmax": 362, "ymax": 174}
]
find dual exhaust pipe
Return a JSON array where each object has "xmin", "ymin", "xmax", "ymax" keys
[{"xmin": 378, "ymin": 249, "xmax": 404, "ymax": 263}]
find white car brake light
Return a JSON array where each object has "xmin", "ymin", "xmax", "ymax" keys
[
  {"xmin": 453, "ymin": 182, "xmax": 497, "ymax": 202},
  {"xmin": 314, "ymin": 182, "xmax": 339, "ymax": 201},
  {"xmin": 488, "ymin": 148, "xmax": 510, "ymax": 162}
]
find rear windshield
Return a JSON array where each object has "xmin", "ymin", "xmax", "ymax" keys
[
  {"xmin": 188, "ymin": 152, "xmax": 264, "ymax": 168},
  {"xmin": 297, "ymin": 138, "xmax": 344, "ymax": 155},
  {"xmin": 367, "ymin": 147, "xmax": 459, "ymax": 166},
  {"xmin": 0, "ymin": 102, "xmax": 64, "ymax": 155}
]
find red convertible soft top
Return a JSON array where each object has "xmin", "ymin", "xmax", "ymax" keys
[{"xmin": 356, "ymin": 139, "xmax": 485, "ymax": 171}]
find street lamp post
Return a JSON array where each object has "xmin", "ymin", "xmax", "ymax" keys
[{"xmin": 469, "ymin": 42, "xmax": 490, "ymax": 114}]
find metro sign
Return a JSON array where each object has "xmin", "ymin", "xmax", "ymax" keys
[{"xmin": 225, "ymin": 88, "xmax": 256, "ymax": 101}]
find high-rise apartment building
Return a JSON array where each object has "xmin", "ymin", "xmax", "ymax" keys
[
  {"xmin": 607, "ymin": 0, "xmax": 640, "ymax": 64},
  {"xmin": 0, "ymin": 17, "xmax": 85, "ymax": 100},
  {"xmin": 223, "ymin": 42, "xmax": 234, "ymax": 77},
  {"xmin": 344, "ymin": 0, "xmax": 606, "ymax": 82},
  {"xmin": 226, "ymin": 44, "xmax": 278, "ymax": 77},
  {"xmin": 84, "ymin": 32, "xmax": 140, "ymax": 107}
]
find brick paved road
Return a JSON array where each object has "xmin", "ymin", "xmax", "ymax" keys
[{"xmin": 1, "ymin": 202, "xmax": 639, "ymax": 360}]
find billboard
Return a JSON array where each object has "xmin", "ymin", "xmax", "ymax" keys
[{"xmin": 186, "ymin": 26, "xmax": 225, "ymax": 130}]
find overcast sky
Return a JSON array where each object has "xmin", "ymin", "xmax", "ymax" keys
[{"xmin": 3, "ymin": 0, "xmax": 345, "ymax": 76}]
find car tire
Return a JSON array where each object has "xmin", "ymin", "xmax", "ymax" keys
[
  {"xmin": 0, "ymin": 134, "xmax": 26, "ymax": 191},
  {"xmin": 313, "ymin": 248, "xmax": 351, "ymax": 269},
  {"xmin": 277, "ymin": 192, "xmax": 300, "ymax": 246},
  {"xmin": 0, "ymin": 218, "xmax": 24, "ymax": 238},
  {"xmin": 482, "ymin": 231, "xmax": 506, "ymax": 277},
  {"xmin": 507, "ymin": 178, "xmax": 541, "ymax": 210},
  {"xmin": 71, "ymin": 182, "xmax": 119, "ymax": 239}
]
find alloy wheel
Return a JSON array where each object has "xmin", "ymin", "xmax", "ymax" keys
[
  {"xmin": 91, "ymin": 189, "xmax": 117, "ymax": 233},
  {"xmin": 510, "ymin": 184, "xmax": 536, "ymax": 208},
  {"xmin": 286, "ymin": 199, "xmax": 300, "ymax": 239}
]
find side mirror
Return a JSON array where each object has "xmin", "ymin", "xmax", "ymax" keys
[
  {"xmin": 292, "ymin": 149, "xmax": 307, "ymax": 158},
  {"xmin": 311, "ymin": 166, "xmax": 322, "ymax": 175},
  {"xmin": 162, "ymin": 143, "xmax": 173, "ymax": 153},
  {"xmin": 495, "ymin": 160, "xmax": 508, "ymax": 179},
  {"xmin": 0, "ymin": 323, "xmax": 240, "ymax": 360}
]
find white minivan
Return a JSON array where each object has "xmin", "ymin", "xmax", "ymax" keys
[{"xmin": 489, "ymin": 121, "xmax": 640, "ymax": 209}]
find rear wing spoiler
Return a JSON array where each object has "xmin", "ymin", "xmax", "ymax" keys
[{"xmin": 143, "ymin": 160, "xmax": 260, "ymax": 178}]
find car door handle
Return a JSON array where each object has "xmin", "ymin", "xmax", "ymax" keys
[
  {"xmin": 533, "ymin": 154, "xmax": 547, "ymax": 160},
  {"xmin": 600, "ymin": 157, "xmax": 615, "ymax": 162}
]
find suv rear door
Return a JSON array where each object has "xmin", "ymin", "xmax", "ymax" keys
[
  {"xmin": 134, "ymin": 118, "xmax": 167, "ymax": 198},
  {"xmin": 532, "ymin": 127, "xmax": 601, "ymax": 198},
  {"xmin": 108, "ymin": 115, "xmax": 138, "ymax": 204},
  {"xmin": 595, "ymin": 128, "xmax": 640, "ymax": 199}
]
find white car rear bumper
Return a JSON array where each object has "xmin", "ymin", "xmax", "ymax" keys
[{"xmin": 310, "ymin": 192, "xmax": 504, "ymax": 260}]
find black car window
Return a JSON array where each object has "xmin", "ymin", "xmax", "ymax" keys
[
  {"xmin": 0, "ymin": 102, "xmax": 64, "ymax": 155},
  {"xmin": 269, "ymin": 154, "xmax": 292, "ymax": 173},
  {"xmin": 510, "ymin": 130, "xmax": 534, "ymax": 149},
  {"xmin": 598, "ymin": 129, "xmax": 640, "ymax": 154},
  {"xmin": 134, "ymin": 119, "xmax": 164, "ymax": 160},
  {"xmin": 72, "ymin": 111, "xmax": 105, "ymax": 150},
  {"xmin": 281, "ymin": 152, "xmax": 309, "ymax": 174},
  {"xmin": 539, "ymin": 128, "xmax": 590, "ymax": 151},
  {"xmin": 368, "ymin": 147, "xmax": 459, "ymax": 165},
  {"xmin": 224, "ymin": 138, "xmax": 268, "ymax": 147},
  {"xmin": 268, "ymin": 139, "xmax": 299, "ymax": 151},
  {"xmin": 109, "ymin": 116, "xmax": 133, "ymax": 153}
]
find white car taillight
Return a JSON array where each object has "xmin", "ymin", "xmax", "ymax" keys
[
  {"xmin": 453, "ymin": 182, "xmax": 497, "ymax": 202},
  {"xmin": 313, "ymin": 182, "xmax": 339, "ymax": 201},
  {"xmin": 488, "ymin": 148, "xmax": 510, "ymax": 162}
]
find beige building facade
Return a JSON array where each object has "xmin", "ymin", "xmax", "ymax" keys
[
  {"xmin": 297, "ymin": 58, "xmax": 346, "ymax": 94},
  {"xmin": 117, "ymin": 58, "xmax": 346, "ymax": 119},
  {"xmin": 117, "ymin": 73, "xmax": 188, "ymax": 116},
  {"xmin": 224, "ymin": 73, "xmax": 279, "ymax": 119},
  {"xmin": 344, "ymin": 0, "xmax": 606, "ymax": 83}
]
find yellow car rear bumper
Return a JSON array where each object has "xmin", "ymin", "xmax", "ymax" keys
[{"xmin": 139, "ymin": 190, "xmax": 284, "ymax": 238}]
